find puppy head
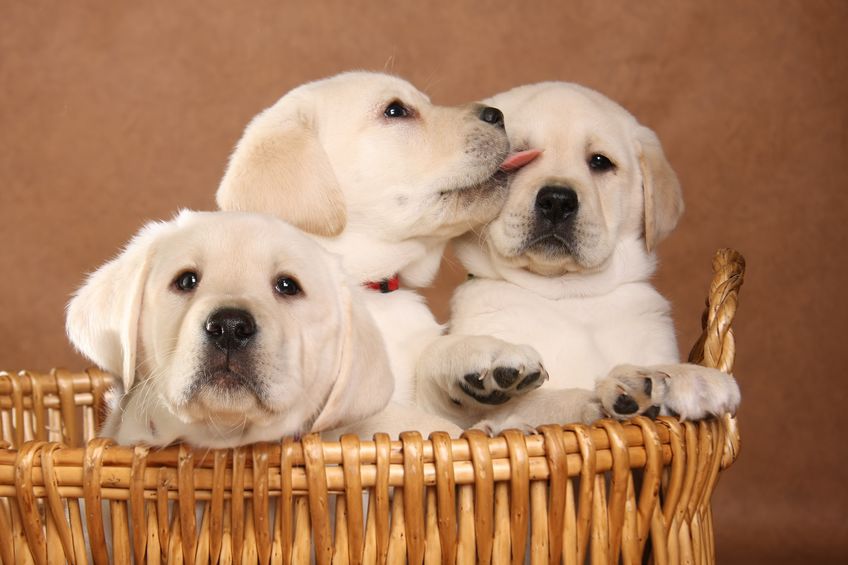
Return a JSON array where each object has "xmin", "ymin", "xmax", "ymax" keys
[
  {"xmin": 217, "ymin": 71, "xmax": 511, "ymax": 245},
  {"xmin": 466, "ymin": 82, "xmax": 683, "ymax": 277},
  {"xmin": 66, "ymin": 210, "xmax": 392, "ymax": 444}
]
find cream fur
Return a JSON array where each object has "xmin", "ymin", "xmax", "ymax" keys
[
  {"xmin": 416, "ymin": 83, "xmax": 739, "ymax": 432},
  {"xmin": 217, "ymin": 72, "xmax": 507, "ymax": 435},
  {"xmin": 67, "ymin": 211, "xmax": 397, "ymax": 447}
]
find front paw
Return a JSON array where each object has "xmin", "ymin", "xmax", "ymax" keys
[
  {"xmin": 662, "ymin": 365, "xmax": 741, "ymax": 420},
  {"xmin": 595, "ymin": 364, "xmax": 669, "ymax": 420},
  {"xmin": 451, "ymin": 340, "xmax": 549, "ymax": 407}
]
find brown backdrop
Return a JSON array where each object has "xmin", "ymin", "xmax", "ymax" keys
[{"xmin": 2, "ymin": 1, "xmax": 846, "ymax": 562}]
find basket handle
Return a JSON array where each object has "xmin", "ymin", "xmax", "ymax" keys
[
  {"xmin": 687, "ymin": 248, "xmax": 746, "ymax": 467},
  {"xmin": 687, "ymin": 248, "xmax": 746, "ymax": 371}
]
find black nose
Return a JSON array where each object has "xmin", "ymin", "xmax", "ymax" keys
[
  {"xmin": 535, "ymin": 186, "xmax": 579, "ymax": 224},
  {"xmin": 205, "ymin": 308, "xmax": 257, "ymax": 352},
  {"xmin": 479, "ymin": 106, "xmax": 504, "ymax": 128}
]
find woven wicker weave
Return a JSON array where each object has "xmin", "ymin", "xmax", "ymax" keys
[{"xmin": 0, "ymin": 248, "xmax": 745, "ymax": 565}]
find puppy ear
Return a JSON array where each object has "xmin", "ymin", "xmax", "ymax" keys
[
  {"xmin": 217, "ymin": 92, "xmax": 347, "ymax": 237},
  {"xmin": 311, "ymin": 285, "xmax": 394, "ymax": 432},
  {"xmin": 66, "ymin": 222, "xmax": 164, "ymax": 390},
  {"xmin": 636, "ymin": 126, "xmax": 684, "ymax": 251}
]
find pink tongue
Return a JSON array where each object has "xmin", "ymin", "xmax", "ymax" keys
[{"xmin": 499, "ymin": 149, "xmax": 542, "ymax": 172}]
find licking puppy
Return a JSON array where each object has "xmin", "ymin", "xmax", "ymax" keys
[
  {"xmin": 66, "ymin": 210, "xmax": 393, "ymax": 447},
  {"xmin": 416, "ymin": 82, "xmax": 740, "ymax": 432},
  {"xmin": 217, "ymin": 71, "xmax": 520, "ymax": 433}
]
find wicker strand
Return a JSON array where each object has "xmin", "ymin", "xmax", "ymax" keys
[
  {"xmin": 252, "ymin": 443, "xmax": 272, "ymax": 565},
  {"xmin": 177, "ymin": 443, "xmax": 198, "ymax": 561},
  {"xmin": 209, "ymin": 448, "xmax": 227, "ymax": 564},
  {"xmin": 462, "ymin": 429, "xmax": 494, "ymax": 565},
  {"xmin": 8, "ymin": 373, "xmax": 24, "ymax": 449},
  {"xmin": 341, "ymin": 434, "xmax": 364, "ymax": 565},
  {"xmin": 14, "ymin": 441, "xmax": 47, "ymax": 565},
  {"xmin": 597, "ymin": 420, "xmax": 629, "ymax": 563},
  {"xmin": 41, "ymin": 443, "xmax": 77, "ymax": 564},
  {"xmin": 539, "ymin": 425, "xmax": 566, "ymax": 565},
  {"xmin": 424, "ymin": 484, "xmax": 442, "ymax": 565},
  {"xmin": 501, "ymin": 430, "xmax": 528, "ymax": 565},
  {"xmin": 333, "ymin": 494, "xmax": 350, "ymax": 565},
  {"xmin": 83, "ymin": 438, "xmax": 112, "ymax": 565},
  {"xmin": 400, "ymin": 431, "xmax": 426, "ymax": 565},
  {"xmin": 28, "ymin": 375, "xmax": 46, "ymax": 443},
  {"xmin": 567, "ymin": 424, "xmax": 596, "ymax": 564},
  {"xmin": 372, "ymin": 433, "xmax": 391, "ymax": 565},
  {"xmin": 129, "ymin": 445, "xmax": 149, "ymax": 564},
  {"xmin": 303, "ymin": 433, "xmax": 333, "ymax": 565},
  {"xmin": 0, "ymin": 488, "xmax": 15, "ymax": 565},
  {"xmin": 233, "ymin": 446, "xmax": 249, "ymax": 564},
  {"xmin": 429, "ymin": 431, "xmax": 457, "ymax": 565},
  {"xmin": 386, "ymin": 484, "xmax": 407, "ymax": 564}
]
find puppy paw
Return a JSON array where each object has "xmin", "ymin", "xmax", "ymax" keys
[
  {"xmin": 450, "ymin": 339, "xmax": 548, "ymax": 407},
  {"xmin": 595, "ymin": 364, "xmax": 669, "ymax": 420},
  {"xmin": 662, "ymin": 365, "xmax": 741, "ymax": 420}
]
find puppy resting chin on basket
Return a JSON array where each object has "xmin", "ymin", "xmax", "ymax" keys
[{"xmin": 66, "ymin": 210, "xmax": 394, "ymax": 448}]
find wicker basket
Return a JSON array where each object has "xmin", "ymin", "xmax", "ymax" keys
[{"xmin": 0, "ymin": 249, "xmax": 745, "ymax": 565}]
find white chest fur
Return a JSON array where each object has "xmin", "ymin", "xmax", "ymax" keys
[
  {"xmin": 449, "ymin": 277, "xmax": 680, "ymax": 390},
  {"xmin": 361, "ymin": 289, "xmax": 444, "ymax": 404}
]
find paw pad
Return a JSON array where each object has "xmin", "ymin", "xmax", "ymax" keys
[
  {"xmin": 463, "ymin": 373, "xmax": 485, "ymax": 390},
  {"xmin": 458, "ymin": 365, "xmax": 545, "ymax": 406},
  {"xmin": 493, "ymin": 367, "xmax": 520, "ymax": 388},
  {"xmin": 613, "ymin": 394, "xmax": 639, "ymax": 415},
  {"xmin": 517, "ymin": 371, "xmax": 544, "ymax": 390}
]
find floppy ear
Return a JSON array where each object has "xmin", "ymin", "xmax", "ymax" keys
[
  {"xmin": 310, "ymin": 285, "xmax": 394, "ymax": 432},
  {"xmin": 66, "ymin": 221, "xmax": 164, "ymax": 390},
  {"xmin": 216, "ymin": 92, "xmax": 347, "ymax": 237},
  {"xmin": 636, "ymin": 126, "xmax": 684, "ymax": 251}
]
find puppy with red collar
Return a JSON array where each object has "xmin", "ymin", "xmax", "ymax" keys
[{"xmin": 218, "ymin": 72, "xmax": 534, "ymax": 434}]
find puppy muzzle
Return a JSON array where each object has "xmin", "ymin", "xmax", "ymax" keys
[
  {"xmin": 189, "ymin": 307, "xmax": 267, "ymax": 403},
  {"xmin": 526, "ymin": 185, "xmax": 579, "ymax": 254}
]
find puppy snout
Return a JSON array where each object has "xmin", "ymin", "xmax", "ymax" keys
[
  {"xmin": 205, "ymin": 308, "xmax": 257, "ymax": 352},
  {"xmin": 478, "ymin": 106, "xmax": 505, "ymax": 128},
  {"xmin": 535, "ymin": 186, "xmax": 579, "ymax": 224}
]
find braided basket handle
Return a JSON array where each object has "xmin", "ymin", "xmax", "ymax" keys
[{"xmin": 686, "ymin": 248, "xmax": 746, "ymax": 467}]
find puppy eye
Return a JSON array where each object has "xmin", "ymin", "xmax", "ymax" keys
[
  {"xmin": 588, "ymin": 154, "xmax": 615, "ymax": 172},
  {"xmin": 384, "ymin": 101, "xmax": 411, "ymax": 119},
  {"xmin": 274, "ymin": 276, "xmax": 302, "ymax": 297},
  {"xmin": 174, "ymin": 271, "xmax": 199, "ymax": 292}
]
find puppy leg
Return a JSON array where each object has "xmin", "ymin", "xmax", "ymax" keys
[
  {"xmin": 416, "ymin": 334, "xmax": 549, "ymax": 428},
  {"xmin": 596, "ymin": 363, "xmax": 740, "ymax": 420},
  {"xmin": 472, "ymin": 388, "xmax": 603, "ymax": 436}
]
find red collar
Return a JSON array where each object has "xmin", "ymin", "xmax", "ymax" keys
[{"xmin": 363, "ymin": 274, "xmax": 400, "ymax": 293}]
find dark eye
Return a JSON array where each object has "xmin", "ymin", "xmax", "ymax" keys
[
  {"xmin": 174, "ymin": 271, "xmax": 199, "ymax": 292},
  {"xmin": 588, "ymin": 154, "xmax": 615, "ymax": 172},
  {"xmin": 274, "ymin": 276, "xmax": 302, "ymax": 297},
  {"xmin": 384, "ymin": 101, "xmax": 410, "ymax": 119}
]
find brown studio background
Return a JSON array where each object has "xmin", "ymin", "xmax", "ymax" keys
[{"xmin": 1, "ymin": 1, "xmax": 846, "ymax": 562}]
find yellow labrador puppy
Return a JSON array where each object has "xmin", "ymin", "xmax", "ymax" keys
[
  {"xmin": 416, "ymin": 83, "xmax": 740, "ymax": 432},
  {"xmin": 66, "ymin": 211, "xmax": 394, "ymax": 447},
  {"xmin": 217, "ymin": 71, "xmax": 517, "ymax": 426}
]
